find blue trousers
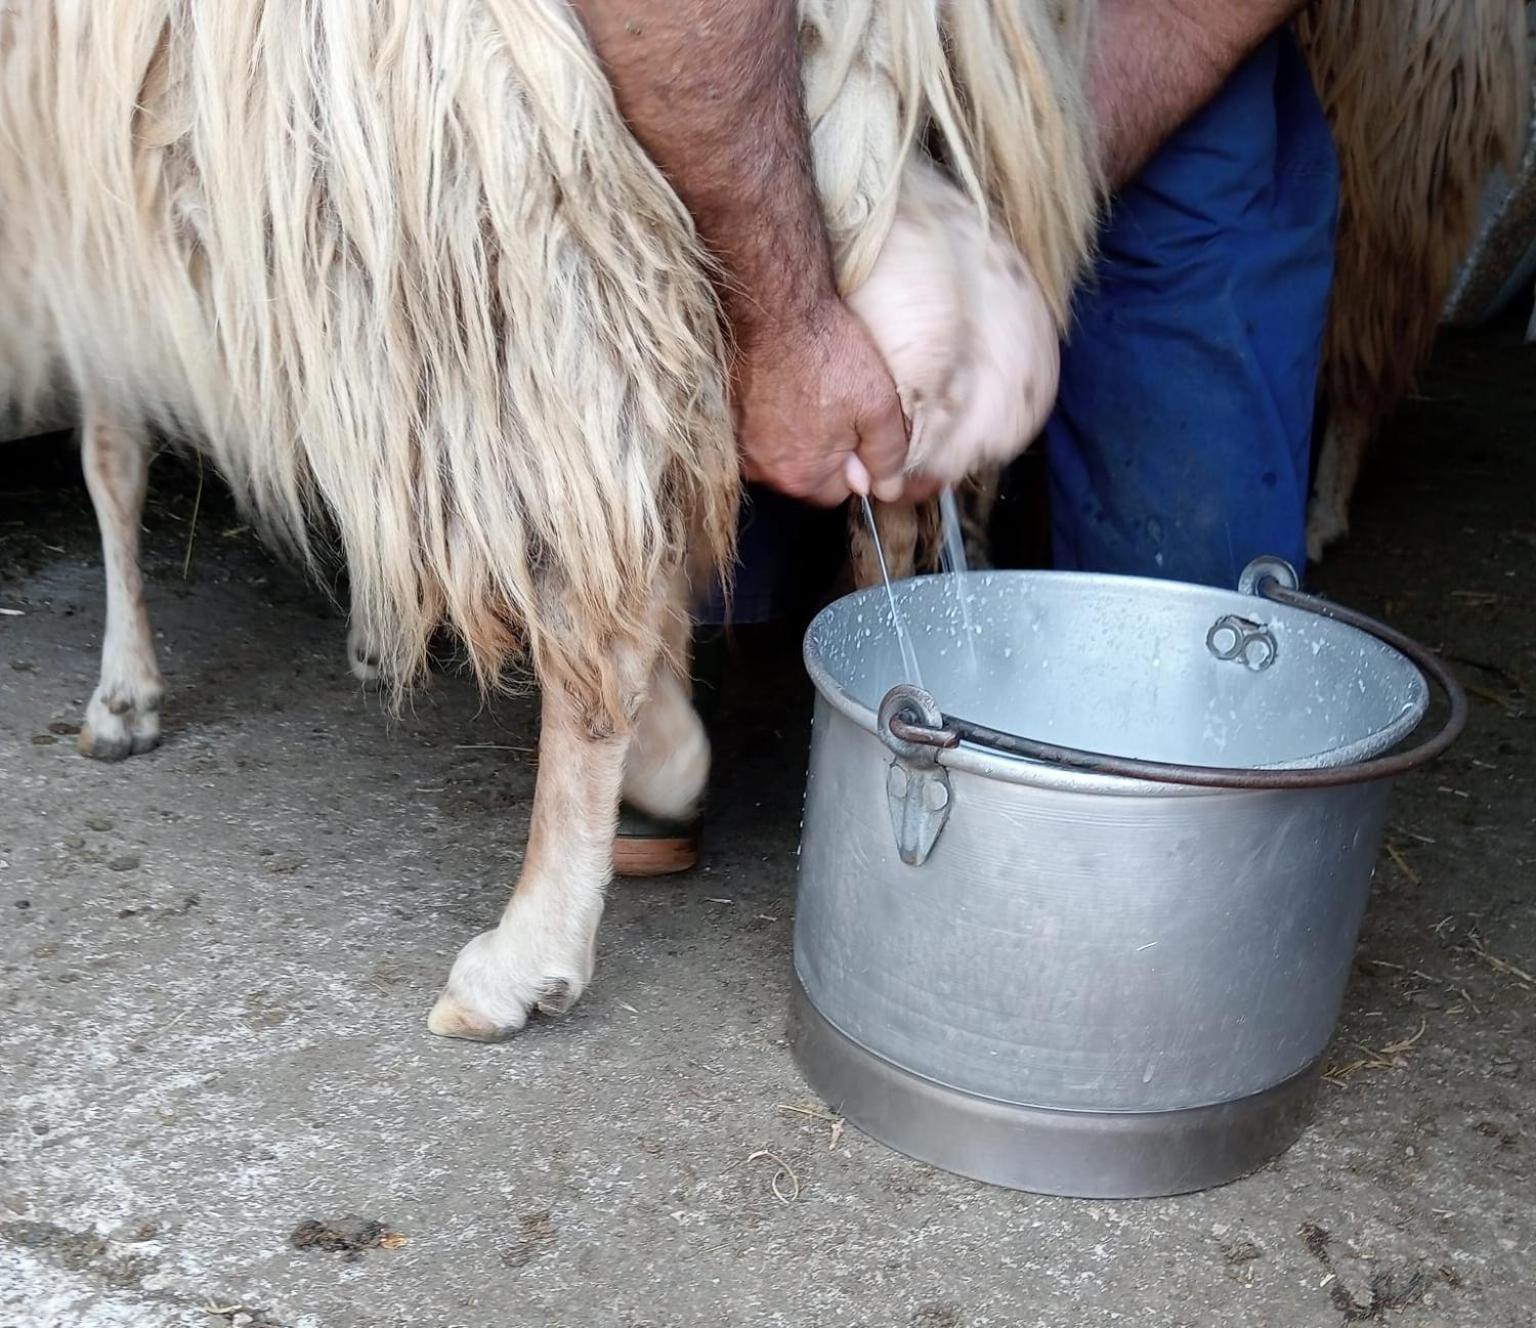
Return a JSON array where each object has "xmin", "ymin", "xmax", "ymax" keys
[
  {"xmin": 1045, "ymin": 31, "xmax": 1338, "ymax": 586},
  {"xmin": 701, "ymin": 30, "xmax": 1338, "ymax": 624}
]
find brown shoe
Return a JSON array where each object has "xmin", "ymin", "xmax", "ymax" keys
[
  {"xmin": 613, "ymin": 802, "xmax": 700, "ymax": 878},
  {"xmin": 612, "ymin": 629, "xmax": 722, "ymax": 878}
]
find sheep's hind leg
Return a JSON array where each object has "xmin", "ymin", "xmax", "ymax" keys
[{"xmin": 1307, "ymin": 409, "xmax": 1371, "ymax": 564}]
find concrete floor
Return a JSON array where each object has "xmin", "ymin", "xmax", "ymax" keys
[{"xmin": 1, "ymin": 324, "xmax": 1532, "ymax": 1328}]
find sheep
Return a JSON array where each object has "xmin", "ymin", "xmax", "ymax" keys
[
  {"xmin": 1297, "ymin": 0, "xmax": 1528, "ymax": 562},
  {"xmin": 0, "ymin": 0, "xmax": 1097, "ymax": 1039}
]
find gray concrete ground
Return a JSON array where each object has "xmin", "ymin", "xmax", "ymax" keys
[{"xmin": 1, "ymin": 323, "xmax": 1533, "ymax": 1328}]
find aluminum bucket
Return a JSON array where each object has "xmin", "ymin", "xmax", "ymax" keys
[{"xmin": 790, "ymin": 558, "xmax": 1464, "ymax": 1198}]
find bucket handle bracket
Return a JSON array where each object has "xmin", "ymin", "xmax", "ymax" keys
[{"xmin": 878, "ymin": 687, "xmax": 954, "ymax": 866}]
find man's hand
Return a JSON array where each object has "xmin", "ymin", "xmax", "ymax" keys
[
  {"xmin": 570, "ymin": 0, "xmax": 911, "ymax": 506},
  {"xmin": 734, "ymin": 299, "xmax": 910, "ymax": 506}
]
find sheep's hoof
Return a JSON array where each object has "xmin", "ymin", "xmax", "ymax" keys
[
  {"xmin": 425, "ymin": 993, "xmax": 518, "ymax": 1043},
  {"xmin": 426, "ymin": 920, "xmax": 595, "ymax": 1043},
  {"xmin": 78, "ymin": 689, "xmax": 162, "ymax": 761},
  {"xmin": 347, "ymin": 633, "xmax": 385, "ymax": 690}
]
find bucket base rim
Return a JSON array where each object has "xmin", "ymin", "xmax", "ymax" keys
[{"xmin": 788, "ymin": 976, "xmax": 1320, "ymax": 1199}]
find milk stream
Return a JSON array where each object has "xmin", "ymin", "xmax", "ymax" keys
[
  {"xmin": 937, "ymin": 487, "xmax": 968, "ymax": 577},
  {"xmin": 937, "ymin": 487, "xmax": 980, "ymax": 679},
  {"xmin": 860, "ymin": 494, "xmax": 924, "ymax": 688}
]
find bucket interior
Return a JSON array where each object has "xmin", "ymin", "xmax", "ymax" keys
[{"xmin": 804, "ymin": 571, "xmax": 1429, "ymax": 771}]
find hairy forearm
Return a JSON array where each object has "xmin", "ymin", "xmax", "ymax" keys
[
  {"xmin": 1092, "ymin": 0, "xmax": 1309, "ymax": 187},
  {"xmin": 569, "ymin": 0, "xmax": 832, "ymax": 332}
]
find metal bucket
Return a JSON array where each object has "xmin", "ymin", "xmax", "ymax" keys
[{"xmin": 790, "ymin": 558, "xmax": 1464, "ymax": 1197}]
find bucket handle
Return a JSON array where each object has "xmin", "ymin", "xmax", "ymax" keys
[{"xmin": 876, "ymin": 557, "xmax": 1468, "ymax": 791}]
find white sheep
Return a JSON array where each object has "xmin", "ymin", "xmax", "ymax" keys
[{"xmin": 0, "ymin": 0, "xmax": 1097, "ymax": 1039}]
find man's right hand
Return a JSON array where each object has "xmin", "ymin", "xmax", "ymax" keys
[{"xmin": 732, "ymin": 297, "xmax": 911, "ymax": 507}]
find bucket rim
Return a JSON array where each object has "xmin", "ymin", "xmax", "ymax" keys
[{"xmin": 802, "ymin": 568, "xmax": 1431, "ymax": 797}]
